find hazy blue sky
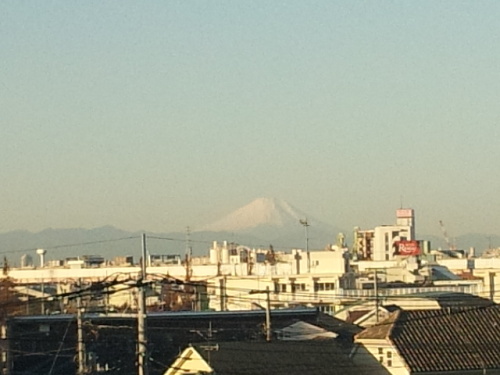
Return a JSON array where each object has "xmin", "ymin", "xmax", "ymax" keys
[{"xmin": 1, "ymin": 1, "xmax": 500, "ymax": 238}]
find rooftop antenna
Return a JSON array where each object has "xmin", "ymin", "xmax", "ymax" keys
[{"xmin": 192, "ymin": 321, "xmax": 219, "ymax": 365}]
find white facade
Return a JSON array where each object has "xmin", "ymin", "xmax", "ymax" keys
[
  {"xmin": 355, "ymin": 209, "xmax": 415, "ymax": 261},
  {"xmin": 2, "ymin": 246, "xmax": 351, "ymax": 313},
  {"xmin": 208, "ymin": 272, "xmax": 346, "ymax": 312},
  {"xmin": 436, "ymin": 258, "xmax": 500, "ymax": 303},
  {"xmin": 352, "ymin": 338, "xmax": 408, "ymax": 375},
  {"xmin": 372, "ymin": 225, "xmax": 412, "ymax": 261},
  {"xmin": 396, "ymin": 208, "xmax": 415, "ymax": 239}
]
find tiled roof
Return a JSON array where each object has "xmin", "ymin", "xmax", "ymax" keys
[
  {"xmin": 391, "ymin": 305, "xmax": 500, "ymax": 373},
  {"xmin": 354, "ymin": 310, "xmax": 400, "ymax": 340},
  {"xmin": 193, "ymin": 340, "xmax": 376, "ymax": 375}
]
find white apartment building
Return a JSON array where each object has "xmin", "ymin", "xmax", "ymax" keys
[{"xmin": 354, "ymin": 209, "xmax": 416, "ymax": 261}]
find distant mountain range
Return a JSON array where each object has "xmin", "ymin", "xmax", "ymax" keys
[{"xmin": 0, "ymin": 198, "xmax": 497, "ymax": 266}]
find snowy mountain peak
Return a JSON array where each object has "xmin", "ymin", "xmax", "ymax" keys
[{"xmin": 200, "ymin": 197, "xmax": 308, "ymax": 232}]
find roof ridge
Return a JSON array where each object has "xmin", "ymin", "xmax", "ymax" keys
[
  {"xmin": 354, "ymin": 310, "xmax": 400, "ymax": 341},
  {"xmin": 386, "ymin": 309, "xmax": 401, "ymax": 339}
]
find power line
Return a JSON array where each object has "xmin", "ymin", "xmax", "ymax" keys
[
  {"xmin": 48, "ymin": 317, "xmax": 73, "ymax": 375},
  {"xmin": 1, "ymin": 273, "xmax": 496, "ymax": 313},
  {"xmin": 0, "ymin": 236, "xmax": 139, "ymax": 255},
  {"xmin": 147, "ymin": 235, "xmax": 321, "ymax": 251}
]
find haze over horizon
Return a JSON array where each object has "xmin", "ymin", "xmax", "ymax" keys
[{"xmin": 2, "ymin": 2, "xmax": 500, "ymax": 241}]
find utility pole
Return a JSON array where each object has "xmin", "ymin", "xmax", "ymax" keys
[
  {"xmin": 249, "ymin": 286, "xmax": 272, "ymax": 342},
  {"xmin": 299, "ymin": 219, "xmax": 310, "ymax": 273},
  {"xmin": 185, "ymin": 226, "xmax": 193, "ymax": 261},
  {"xmin": 137, "ymin": 233, "xmax": 148, "ymax": 375},
  {"xmin": 374, "ymin": 270, "xmax": 379, "ymax": 323},
  {"xmin": 185, "ymin": 226, "xmax": 193, "ymax": 283},
  {"xmin": 489, "ymin": 272, "xmax": 496, "ymax": 302},
  {"xmin": 265, "ymin": 287, "xmax": 271, "ymax": 341},
  {"xmin": 36, "ymin": 249, "xmax": 46, "ymax": 314},
  {"xmin": 76, "ymin": 279, "xmax": 86, "ymax": 375},
  {"xmin": 219, "ymin": 277, "xmax": 226, "ymax": 311}
]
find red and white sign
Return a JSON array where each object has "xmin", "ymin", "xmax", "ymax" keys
[
  {"xmin": 396, "ymin": 209, "xmax": 414, "ymax": 218},
  {"xmin": 395, "ymin": 240, "xmax": 420, "ymax": 256}
]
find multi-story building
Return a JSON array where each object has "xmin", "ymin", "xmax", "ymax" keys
[{"xmin": 354, "ymin": 209, "xmax": 416, "ymax": 261}]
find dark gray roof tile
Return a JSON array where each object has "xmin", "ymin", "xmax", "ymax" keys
[
  {"xmin": 192, "ymin": 340, "xmax": 377, "ymax": 375},
  {"xmin": 391, "ymin": 305, "xmax": 500, "ymax": 373}
]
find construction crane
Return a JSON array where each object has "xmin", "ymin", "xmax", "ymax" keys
[{"xmin": 439, "ymin": 220, "xmax": 456, "ymax": 250}]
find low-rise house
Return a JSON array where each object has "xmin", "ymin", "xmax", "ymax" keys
[
  {"xmin": 6, "ymin": 308, "xmax": 361, "ymax": 374},
  {"xmin": 164, "ymin": 314, "xmax": 375, "ymax": 375},
  {"xmin": 341, "ymin": 292, "xmax": 493, "ymax": 326},
  {"xmin": 352, "ymin": 305, "xmax": 500, "ymax": 374},
  {"xmin": 165, "ymin": 340, "xmax": 382, "ymax": 375}
]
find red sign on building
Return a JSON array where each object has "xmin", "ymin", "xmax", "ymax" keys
[{"xmin": 395, "ymin": 240, "xmax": 420, "ymax": 256}]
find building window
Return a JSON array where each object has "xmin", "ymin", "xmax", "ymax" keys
[
  {"xmin": 315, "ymin": 282, "xmax": 335, "ymax": 291},
  {"xmin": 379, "ymin": 356, "xmax": 383, "ymax": 363},
  {"xmin": 386, "ymin": 351, "xmax": 392, "ymax": 359},
  {"xmin": 378, "ymin": 348, "xmax": 383, "ymax": 355},
  {"xmin": 273, "ymin": 280, "xmax": 280, "ymax": 294},
  {"xmin": 387, "ymin": 360, "xmax": 392, "ymax": 367},
  {"xmin": 280, "ymin": 284, "xmax": 287, "ymax": 292},
  {"xmin": 296, "ymin": 283, "xmax": 306, "ymax": 291}
]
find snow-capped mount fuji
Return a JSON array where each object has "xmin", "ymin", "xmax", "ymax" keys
[
  {"xmin": 199, "ymin": 198, "xmax": 335, "ymax": 248},
  {"xmin": 201, "ymin": 198, "xmax": 308, "ymax": 232}
]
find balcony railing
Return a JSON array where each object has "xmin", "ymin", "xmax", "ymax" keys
[
  {"xmin": 338, "ymin": 284, "xmax": 481, "ymax": 298},
  {"xmin": 211, "ymin": 284, "xmax": 484, "ymax": 311}
]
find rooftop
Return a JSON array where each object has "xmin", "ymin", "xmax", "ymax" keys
[
  {"xmin": 356, "ymin": 305, "xmax": 500, "ymax": 373},
  {"xmin": 189, "ymin": 340, "xmax": 379, "ymax": 375}
]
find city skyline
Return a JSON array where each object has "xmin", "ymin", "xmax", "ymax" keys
[{"xmin": 2, "ymin": 1, "xmax": 500, "ymax": 238}]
